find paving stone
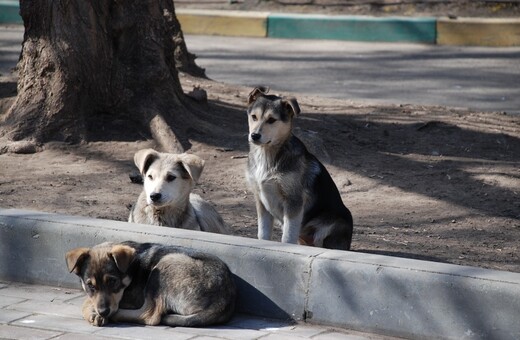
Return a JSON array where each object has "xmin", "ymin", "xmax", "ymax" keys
[
  {"xmin": 0, "ymin": 283, "xmax": 83, "ymax": 302},
  {"xmin": 313, "ymin": 330, "xmax": 399, "ymax": 340},
  {"xmin": 226, "ymin": 315, "xmax": 333, "ymax": 338},
  {"xmin": 0, "ymin": 324, "xmax": 62, "ymax": 340},
  {"xmin": 97, "ymin": 324, "xmax": 193, "ymax": 340},
  {"xmin": 0, "ymin": 295, "xmax": 26, "ymax": 308},
  {"xmin": 0, "ymin": 280, "xmax": 394, "ymax": 340},
  {"xmin": 313, "ymin": 332, "xmax": 369, "ymax": 340},
  {"xmin": 174, "ymin": 325, "xmax": 269, "ymax": 339},
  {"xmin": 63, "ymin": 294, "xmax": 86, "ymax": 306},
  {"xmin": 226, "ymin": 314, "xmax": 294, "ymax": 330},
  {"xmin": 275, "ymin": 324, "xmax": 329, "ymax": 338},
  {"xmin": 53, "ymin": 332, "xmax": 125, "ymax": 340},
  {"xmin": 7, "ymin": 299, "xmax": 83, "ymax": 319},
  {"xmin": 12, "ymin": 314, "xmax": 97, "ymax": 334},
  {"xmin": 0, "ymin": 309, "xmax": 31, "ymax": 324},
  {"xmin": 257, "ymin": 333, "xmax": 309, "ymax": 340}
]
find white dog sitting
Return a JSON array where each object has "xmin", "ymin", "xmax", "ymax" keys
[{"xmin": 129, "ymin": 149, "xmax": 230, "ymax": 234}]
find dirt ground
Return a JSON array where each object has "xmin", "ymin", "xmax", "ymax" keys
[
  {"xmin": 1, "ymin": 0, "xmax": 519, "ymax": 272},
  {"xmin": 0, "ymin": 70, "xmax": 519, "ymax": 273}
]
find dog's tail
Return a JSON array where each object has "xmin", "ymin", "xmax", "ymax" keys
[{"xmin": 190, "ymin": 194, "xmax": 232, "ymax": 234}]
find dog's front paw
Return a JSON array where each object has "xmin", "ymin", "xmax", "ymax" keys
[
  {"xmin": 82, "ymin": 300, "xmax": 108, "ymax": 327},
  {"xmin": 88, "ymin": 312, "xmax": 108, "ymax": 327}
]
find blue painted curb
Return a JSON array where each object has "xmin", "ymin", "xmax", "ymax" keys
[
  {"xmin": 0, "ymin": 0, "xmax": 22, "ymax": 24},
  {"xmin": 268, "ymin": 13, "xmax": 437, "ymax": 43}
]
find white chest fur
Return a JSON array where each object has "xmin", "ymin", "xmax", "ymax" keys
[{"xmin": 247, "ymin": 148, "xmax": 285, "ymax": 221}]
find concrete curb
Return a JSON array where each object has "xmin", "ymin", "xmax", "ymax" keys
[
  {"xmin": 437, "ymin": 17, "xmax": 520, "ymax": 47},
  {"xmin": 177, "ymin": 9, "xmax": 269, "ymax": 38},
  {"xmin": 1, "ymin": 208, "xmax": 519, "ymax": 340},
  {"xmin": 1, "ymin": 3, "xmax": 520, "ymax": 46},
  {"xmin": 176, "ymin": 9, "xmax": 520, "ymax": 46}
]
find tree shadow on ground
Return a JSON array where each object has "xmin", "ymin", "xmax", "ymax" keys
[
  {"xmin": 1, "ymin": 81, "xmax": 518, "ymax": 271},
  {"xmin": 188, "ymin": 97, "xmax": 519, "ymax": 221},
  {"xmin": 0, "ymin": 81, "xmax": 16, "ymax": 100},
  {"xmin": 301, "ymin": 110, "xmax": 519, "ymax": 219}
]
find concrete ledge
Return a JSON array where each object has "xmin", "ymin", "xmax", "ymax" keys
[
  {"xmin": 437, "ymin": 17, "xmax": 520, "ymax": 47},
  {"xmin": 177, "ymin": 9, "xmax": 268, "ymax": 38},
  {"xmin": 0, "ymin": 0, "xmax": 22, "ymax": 24},
  {"xmin": 268, "ymin": 14, "xmax": 436, "ymax": 43},
  {"xmin": 1, "ymin": 208, "xmax": 520, "ymax": 339}
]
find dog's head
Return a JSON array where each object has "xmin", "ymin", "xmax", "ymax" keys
[
  {"xmin": 246, "ymin": 87, "xmax": 300, "ymax": 147},
  {"xmin": 133, "ymin": 149, "xmax": 205, "ymax": 208},
  {"xmin": 65, "ymin": 242, "xmax": 135, "ymax": 318}
]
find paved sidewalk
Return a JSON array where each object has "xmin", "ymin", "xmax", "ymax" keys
[{"xmin": 0, "ymin": 281, "xmax": 397, "ymax": 340}]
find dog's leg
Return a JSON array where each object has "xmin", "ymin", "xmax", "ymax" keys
[
  {"xmin": 312, "ymin": 223, "xmax": 335, "ymax": 248},
  {"xmin": 256, "ymin": 199, "xmax": 274, "ymax": 240},
  {"xmin": 112, "ymin": 308, "xmax": 150, "ymax": 325},
  {"xmin": 112, "ymin": 298, "xmax": 161, "ymax": 326},
  {"xmin": 281, "ymin": 208, "xmax": 304, "ymax": 244},
  {"xmin": 117, "ymin": 310, "xmax": 227, "ymax": 327},
  {"xmin": 322, "ymin": 220, "xmax": 352, "ymax": 250},
  {"xmin": 82, "ymin": 299, "xmax": 108, "ymax": 327},
  {"xmin": 161, "ymin": 309, "xmax": 228, "ymax": 327}
]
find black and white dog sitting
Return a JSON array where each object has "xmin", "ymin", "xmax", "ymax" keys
[{"xmin": 246, "ymin": 87, "xmax": 353, "ymax": 250}]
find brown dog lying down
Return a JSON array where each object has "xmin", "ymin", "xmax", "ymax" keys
[
  {"xmin": 66, "ymin": 241, "xmax": 236, "ymax": 327},
  {"xmin": 129, "ymin": 148, "xmax": 230, "ymax": 234}
]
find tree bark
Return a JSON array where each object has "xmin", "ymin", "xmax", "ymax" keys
[{"xmin": 0, "ymin": 0, "xmax": 205, "ymax": 153}]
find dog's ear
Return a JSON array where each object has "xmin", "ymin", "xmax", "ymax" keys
[
  {"xmin": 134, "ymin": 149, "xmax": 160, "ymax": 176},
  {"xmin": 110, "ymin": 245, "xmax": 136, "ymax": 273},
  {"xmin": 65, "ymin": 247, "xmax": 90, "ymax": 275},
  {"xmin": 248, "ymin": 86, "xmax": 269, "ymax": 104},
  {"xmin": 282, "ymin": 97, "xmax": 300, "ymax": 117},
  {"xmin": 177, "ymin": 153, "xmax": 205, "ymax": 183}
]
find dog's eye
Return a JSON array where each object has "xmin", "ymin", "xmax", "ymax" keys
[
  {"xmin": 266, "ymin": 117, "xmax": 277, "ymax": 124},
  {"xmin": 251, "ymin": 115, "xmax": 258, "ymax": 121},
  {"xmin": 147, "ymin": 174, "xmax": 153, "ymax": 180},
  {"xmin": 166, "ymin": 174, "xmax": 176, "ymax": 182},
  {"xmin": 106, "ymin": 277, "xmax": 120, "ymax": 288},
  {"xmin": 86, "ymin": 282, "xmax": 96, "ymax": 292}
]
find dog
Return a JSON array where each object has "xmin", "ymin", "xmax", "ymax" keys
[
  {"xmin": 66, "ymin": 241, "xmax": 236, "ymax": 327},
  {"xmin": 246, "ymin": 87, "xmax": 353, "ymax": 250},
  {"xmin": 129, "ymin": 149, "xmax": 230, "ymax": 234}
]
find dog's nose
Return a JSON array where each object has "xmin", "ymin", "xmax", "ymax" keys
[
  {"xmin": 251, "ymin": 133, "xmax": 261, "ymax": 141},
  {"xmin": 98, "ymin": 307, "xmax": 110, "ymax": 317},
  {"xmin": 150, "ymin": 192, "xmax": 162, "ymax": 202}
]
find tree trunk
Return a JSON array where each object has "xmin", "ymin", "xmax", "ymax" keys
[{"xmin": 0, "ymin": 0, "xmax": 205, "ymax": 153}]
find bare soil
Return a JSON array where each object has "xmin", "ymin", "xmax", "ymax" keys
[{"xmin": 1, "ymin": 71, "xmax": 519, "ymax": 273}]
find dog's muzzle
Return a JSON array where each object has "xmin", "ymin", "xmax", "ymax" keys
[
  {"xmin": 250, "ymin": 133, "xmax": 270, "ymax": 145},
  {"xmin": 149, "ymin": 192, "xmax": 162, "ymax": 203},
  {"xmin": 250, "ymin": 133, "xmax": 261, "ymax": 142},
  {"xmin": 97, "ymin": 307, "xmax": 111, "ymax": 318}
]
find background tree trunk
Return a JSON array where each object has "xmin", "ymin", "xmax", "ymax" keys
[{"xmin": 0, "ymin": 0, "xmax": 205, "ymax": 153}]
